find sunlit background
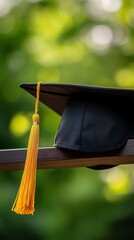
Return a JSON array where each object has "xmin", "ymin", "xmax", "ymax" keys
[{"xmin": 0, "ymin": 0, "xmax": 134, "ymax": 239}]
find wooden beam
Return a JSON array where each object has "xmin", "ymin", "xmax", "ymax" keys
[{"xmin": 0, "ymin": 139, "xmax": 134, "ymax": 171}]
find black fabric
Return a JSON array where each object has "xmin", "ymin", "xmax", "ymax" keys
[{"xmin": 54, "ymin": 94, "xmax": 134, "ymax": 152}]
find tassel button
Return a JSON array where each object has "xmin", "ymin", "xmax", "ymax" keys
[{"xmin": 33, "ymin": 114, "xmax": 40, "ymax": 124}]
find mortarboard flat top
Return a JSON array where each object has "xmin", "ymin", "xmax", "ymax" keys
[{"xmin": 20, "ymin": 83, "xmax": 134, "ymax": 115}]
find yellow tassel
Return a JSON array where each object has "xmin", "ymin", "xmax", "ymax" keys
[{"xmin": 11, "ymin": 81, "xmax": 42, "ymax": 215}]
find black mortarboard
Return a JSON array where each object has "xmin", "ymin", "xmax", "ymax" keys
[{"xmin": 20, "ymin": 83, "xmax": 134, "ymax": 153}]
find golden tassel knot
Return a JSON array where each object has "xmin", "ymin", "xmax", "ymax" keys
[{"xmin": 32, "ymin": 114, "xmax": 40, "ymax": 124}]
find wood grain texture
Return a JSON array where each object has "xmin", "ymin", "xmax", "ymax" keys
[{"xmin": 0, "ymin": 139, "xmax": 134, "ymax": 171}]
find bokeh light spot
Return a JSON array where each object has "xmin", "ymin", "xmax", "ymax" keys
[
  {"xmin": 10, "ymin": 113, "xmax": 30, "ymax": 137},
  {"xmin": 115, "ymin": 68, "xmax": 134, "ymax": 87},
  {"xmin": 102, "ymin": 0, "xmax": 122, "ymax": 13},
  {"xmin": 88, "ymin": 25, "xmax": 113, "ymax": 52},
  {"xmin": 101, "ymin": 167, "xmax": 130, "ymax": 201},
  {"xmin": 90, "ymin": 25, "xmax": 113, "ymax": 45},
  {"xmin": 0, "ymin": 0, "xmax": 11, "ymax": 17}
]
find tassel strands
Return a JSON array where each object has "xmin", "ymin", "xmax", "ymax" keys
[{"xmin": 11, "ymin": 81, "xmax": 42, "ymax": 215}]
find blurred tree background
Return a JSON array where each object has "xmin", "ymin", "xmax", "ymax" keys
[{"xmin": 0, "ymin": 0, "xmax": 134, "ymax": 239}]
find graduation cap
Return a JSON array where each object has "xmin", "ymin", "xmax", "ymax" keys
[
  {"xmin": 20, "ymin": 82, "xmax": 134, "ymax": 153},
  {"xmin": 11, "ymin": 82, "xmax": 134, "ymax": 215}
]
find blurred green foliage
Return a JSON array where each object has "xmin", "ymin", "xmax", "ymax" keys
[{"xmin": 1, "ymin": 0, "xmax": 134, "ymax": 239}]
